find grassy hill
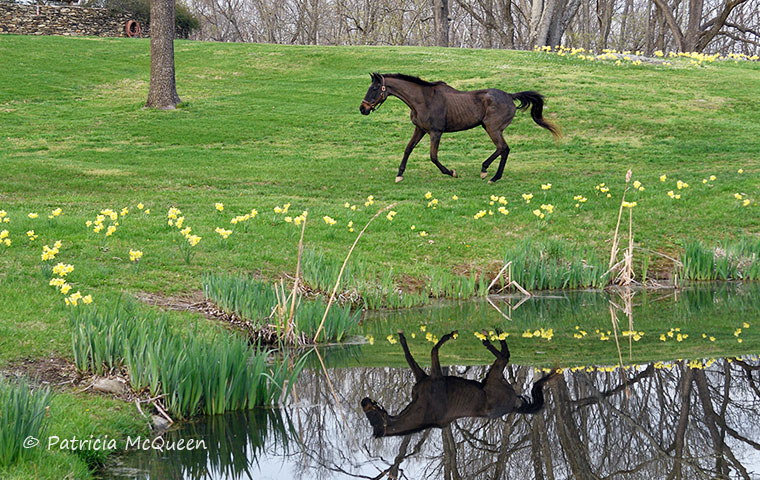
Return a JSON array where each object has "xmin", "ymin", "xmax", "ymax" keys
[{"xmin": 0, "ymin": 34, "xmax": 759, "ymax": 478}]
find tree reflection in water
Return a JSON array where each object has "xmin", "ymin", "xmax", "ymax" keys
[{"xmin": 102, "ymin": 356, "xmax": 760, "ymax": 480}]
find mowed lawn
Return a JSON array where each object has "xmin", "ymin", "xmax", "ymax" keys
[
  {"xmin": 1, "ymin": 35, "xmax": 759, "ymax": 358},
  {"xmin": 0, "ymin": 35, "xmax": 759, "ymax": 479}
]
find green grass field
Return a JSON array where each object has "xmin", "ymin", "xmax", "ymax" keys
[{"xmin": 1, "ymin": 35, "xmax": 759, "ymax": 477}]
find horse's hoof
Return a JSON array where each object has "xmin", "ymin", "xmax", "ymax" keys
[
  {"xmin": 395, "ymin": 176, "xmax": 404, "ymax": 183},
  {"xmin": 480, "ymin": 171, "xmax": 488, "ymax": 179},
  {"xmin": 487, "ymin": 180, "xmax": 495, "ymax": 184},
  {"xmin": 451, "ymin": 170, "xmax": 458, "ymax": 178}
]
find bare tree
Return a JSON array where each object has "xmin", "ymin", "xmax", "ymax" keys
[{"xmin": 652, "ymin": 0, "xmax": 751, "ymax": 51}]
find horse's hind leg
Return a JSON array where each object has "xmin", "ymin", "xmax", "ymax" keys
[
  {"xmin": 398, "ymin": 332, "xmax": 427, "ymax": 381},
  {"xmin": 484, "ymin": 127, "xmax": 510, "ymax": 184},
  {"xmin": 430, "ymin": 331, "xmax": 458, "ymax": 377},
  {"xmin": 396, "ymin": 127, "xmax": 425, "ymax": 183},
  {"xmin": 429, "ymin": 131, "xmax": 457, "ymax": 178}
]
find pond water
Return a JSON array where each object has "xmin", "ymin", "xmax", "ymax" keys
[{"xmin": 101, "ymin": 285, "xmax": 760, "ymax": 479}]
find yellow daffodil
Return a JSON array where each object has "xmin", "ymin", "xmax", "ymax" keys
[
  {"xmin": 660, "ymin": 174, "xmax": 667, "ymax": 182},
  {"xmin": 214, "ymin": 227, "xmax": 232, "ymax": 239},
  {"xmin": 215, "ymin": 203, "xmax": 224, "ymax": 212},
  {"xmin": 28, "ymin": 212, "xmax": 38, "ymax": 219},
  {"xmin": 419, "ymin": 231, "xmax": 428, "ymax": 237},
  {"xmin": 452, "ymin": 195, "xmax": 458, "ymax": 200},
  {"xmin": 52, "ymin": 263, "xmax": 74, "ymax": 276},
  {"xmin": 541, "ymin": 183, "xmax": 552, "ymax": 190}
]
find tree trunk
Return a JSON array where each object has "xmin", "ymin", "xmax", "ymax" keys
[
  {"xmin": 146, "ymin": 0, "xmax": 181, "ymax": 109},
  {"xmin": 432, "ymin": 0, "xmax": 450, "ymax": 46}
]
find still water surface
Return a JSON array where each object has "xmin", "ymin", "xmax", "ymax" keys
[{"xmin": 102, "ymin": 286, "xmax": 760, "ymax": 479}]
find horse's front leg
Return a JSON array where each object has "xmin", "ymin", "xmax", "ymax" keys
[
  {"xmin": 396, "ymin": 127, "xmax": 425, "ymax": 183},
  {"xmin": 428, "ymin": 131, "xmax": 457, "ymax": 178}
]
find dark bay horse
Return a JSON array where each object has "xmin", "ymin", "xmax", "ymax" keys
[
  {"xmin": 359, "ymin": 73, "xmax": 560, "ymax": 183},
  {"xmin": 361, "ymin": 330, "xmax": 557, "ymax": 438}
]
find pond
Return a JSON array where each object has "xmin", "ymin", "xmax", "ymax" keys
[{"xmin": 101, "ymin": 284, "xmax": 760, "ymax": 479}]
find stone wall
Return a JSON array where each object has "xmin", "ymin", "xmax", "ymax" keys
[{"xmin": 0, "ymin": 3, "xmax": 146, "ymax": 37}]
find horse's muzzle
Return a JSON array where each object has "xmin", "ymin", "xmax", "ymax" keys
[{"xmin": 359, "ymin": 101, "xmax": 372, "ymax": 115}]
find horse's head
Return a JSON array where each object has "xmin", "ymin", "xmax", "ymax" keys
[
  {"xmin": 361, "ymin": 397, "xmax": 390, "ymax": 437},
  {"xmin": 360, "ymin": 73, "xmax": 387, "ymax": 115}
]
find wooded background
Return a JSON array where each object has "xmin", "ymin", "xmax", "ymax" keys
[{"xmin": 183, "ymin": 0, "xmax": 760, "ymax": 55}]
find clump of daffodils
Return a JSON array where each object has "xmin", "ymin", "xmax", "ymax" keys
[
  {"xmin": 293, "ymin": 211, "xmax": 308, "ymax": 226},
  {"xmin": 386, "ymin": 210, "xmax": 397, "ymax": 221},
  {"xmin": 541, "ymin": 183, "xmax": 552, "ymax": 191},
  {"xmin": 323, "ymin": 216, "xmax": 336, "ymax": 226},
  {"xmin": 26, "ymin": 230, "xmax": 38, "ymax": 242},
  {"xmin": 274, "ymin": 203, "xmax": 291, "ymax": 215},
  {"xmin": 129, "ymin": 249, "xmax": 143, "ymax": 262},
  {"xmin": 0, "ymin": 229, "xmax": 10, "ymax": 247},
  {"xmin": 0, "ymin": 211, "xmax": 8, "ymax": 224},
  {"xmin": 215, "ymin": 202, "xmax": 224, "ymax": 212},
  {"xmin": 52, "ymin": 263, "xmax": 74, "ymax": 276},
  {"xmin": 364, "ymin": 196, "xmax": 375, "ymax": 207},
  {"xmin": 521, "ymin": 193, "xmax": 533, "ymax": 203},
  {"xmin": 667, "ymin": 190, "xmax": 681, "ymax": 199},
  {"xmin": 215, "ymin": 227, "xmax": 232, "ymax": 239},
  {"xmin": 573, "ymin": 195, "xmax": 588, "ymax": 208},
  {"xmin": 41, "ymin": 241, "xmax": 63, "ymax": 261},
  {"xmin": 48, "ymin": 208, "xmax": 63, "ymax": 219},
  {"xmin": 473, "ymin": 210, "xmax": 487, "ymax": 220}
]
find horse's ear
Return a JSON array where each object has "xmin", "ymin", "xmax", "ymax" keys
[{"xmin": 370, "ymin": 72, "xmax": 379, "ymax": 82}]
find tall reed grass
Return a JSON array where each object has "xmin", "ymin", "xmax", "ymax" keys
[
  {"xmin": 202, "ymin": 273, "xmax": 360, "ymax": 342},
  {"xmin": 71, "ymin": 304, "xmax": 305, "ymax": 419},
  {"xmin": 0, "ymin": 377, "xmax": 51, "ymax": 467},
  {"xmin": 504, "ymin": 239, "xmax": 608, "ymax": 290},
  {"xmin": 681, "ymin": 238, "xmax": 760, "ymax": 281}
]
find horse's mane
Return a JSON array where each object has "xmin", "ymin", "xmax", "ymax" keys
[{"xmin": 380, "ymin": 73, "xmax": 448, "ymax": 87}]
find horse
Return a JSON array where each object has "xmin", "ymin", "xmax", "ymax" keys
[
  {"xmin": 359, "ymin": 73, "xmax": 560, "ymax": 183},
  {"xmin": 361, "ymin": 330, "xmax": 558, "ymax": 438}
]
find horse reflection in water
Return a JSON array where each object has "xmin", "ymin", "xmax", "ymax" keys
[{"xmin": 361, "ymin": 330, "xmax": 557, "ymax": 437}]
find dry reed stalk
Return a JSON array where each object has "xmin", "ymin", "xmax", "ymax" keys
[
  {"xmin": 312, "ymin": 346, "xmax": 350, "ymax": 429},
  {"xmin": 486, "ymin": 296, "xmax": 511, "ymax": 321},
  {"xmin": 609, "ymin": 169, "xmax": 632, "ymax": 270},
  {"xmin": 488, "ymin": 261, "xmax": 532, "ymax": 296},
  {"xmin": 608, "ymin": 304, "xmax": 631, "ymax": 398},
  {"xmin": 487, "ymin": 261, "xmax": 511, "ymax": 292},
  {"xmin": 286, "ymin": 216, "xmax": 307, "ymax": 339},
  {"xmin": 313, "ymin": 202, "xmax": 397, "ymax": 343}
]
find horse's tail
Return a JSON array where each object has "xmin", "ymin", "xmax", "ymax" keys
[
  {"xmin": 514, "ymin": 371, "xmax": 559, "ymax": 414},
  {"xmin": 512, "ymin": 91, "xmax": 562, "ymax": 140}
]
